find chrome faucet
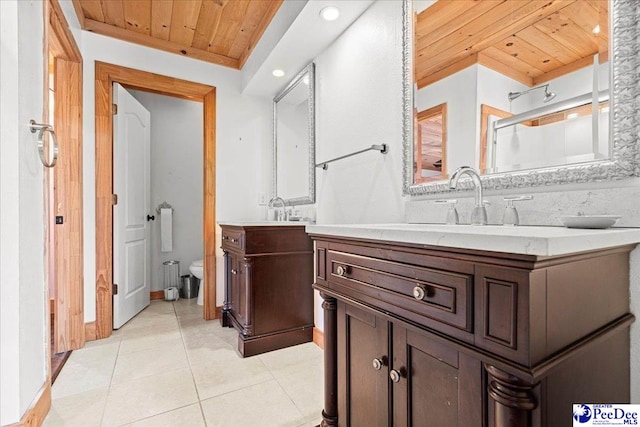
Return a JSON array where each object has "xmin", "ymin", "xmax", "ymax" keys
[
  {"xmin": 449, "ymin": 166, "xmax": 487, "ymax": 225},
  {"xmin": 268, "ymin": 197, "xmax": 287, "ymax": 221}
]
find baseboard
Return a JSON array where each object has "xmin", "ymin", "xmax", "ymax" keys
[
  {"xmin": 313, "ymin": 327, "xmax": 324, "ymax": 350},
  {"xmin": 215, "ymin": 305, "xmax": 223, "ymax": 319},
  {"xmin": 84, "ymin": 321, "xmax": 97, "ymax": 342},
  {"xmin": 150, "ymin": 290, "xmax": 164, "ymax": 300},
  {"xmin": 8, "ymin": 381, "xmax": 51, "ymax": 427}
]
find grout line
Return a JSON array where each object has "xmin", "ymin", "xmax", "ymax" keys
[{"xmin": 98, "ymin": 334, "xmax": 122, "ymax": 427}]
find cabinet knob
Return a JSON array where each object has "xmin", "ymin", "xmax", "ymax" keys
[
  {"xmin": 336, "ymin": 265, "xmax": 347, "ymax": 276},
  {"xmin": 231, "ymin": 269, "xmax": 238, "ymax": 275},
  {"xmin": 372, "ymin": 357, "xmax": 387, "ymax": 371},
  {"xmin": 413, "ymin": 285, "xmax": 426, "ymax": 300},
  {"xmin": 389, "ymin": 369, "xmax": 403, "ymax": 383}
]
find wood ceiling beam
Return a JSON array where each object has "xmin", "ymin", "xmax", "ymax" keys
[{"xmin": 83, "ymin": 18, "xmax": 240, "ymax": 69}]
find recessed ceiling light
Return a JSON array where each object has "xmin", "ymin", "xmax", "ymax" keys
[
  {"xmin": 320, "ymin": 6, "xmax": 340, "ymax": 21},
  {"xmin": 593, "ymin": 24, "xmax": 601, "ymax": 35},
  {"xmin": 272, "ymin": 69, "xmax": 285, "ymax": 77}
]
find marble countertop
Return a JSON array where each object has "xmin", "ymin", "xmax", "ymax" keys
[
  {"xmin": 305, "ymin": 223, "xmax": 640, "ymax": 256},
  {"xmin": 218, "ymin": 221, "xmax": 313, "ymax": 227}
]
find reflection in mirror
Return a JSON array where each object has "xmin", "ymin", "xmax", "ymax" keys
[
  {"xmin": 402, "ymin": 0, "xmax": 640, "ymax": 196},
  {"xmin": 273, "ymin": 63, "xmax": 315, "ymax": 206}
]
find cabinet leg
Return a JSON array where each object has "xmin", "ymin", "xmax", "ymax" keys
[
  {"xmin": 320, "ymin": 292, "xmax": 338, "ymax": 427},
  {"xmin": 486, "ymin": 365, "xmax": 537, "ymax": 427}
]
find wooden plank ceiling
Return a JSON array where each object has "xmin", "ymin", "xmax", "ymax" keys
[
  {"xmin": 72, "ymin": 0, "xmax": 283, "ymax": 69},
  {"xmin": 416, "ymin": 0, "xmax": 609, "ymax": 89}
]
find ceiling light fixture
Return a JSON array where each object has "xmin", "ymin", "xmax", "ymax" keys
[
  {"xmin": 320, "ymin": 6, "xmax": 340, "ymax": 21},
  {"xmin": 272, "ymin": 69, "xmax": 285, "ymax": 77}
]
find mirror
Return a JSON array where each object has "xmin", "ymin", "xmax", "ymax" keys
[
  {"xmin": 273, "ymin": 63, "xmax": 315, "ymax": 205},
  {"xmin": 402, "ymin": 0, "xmax": 640, "ymax": 195}
]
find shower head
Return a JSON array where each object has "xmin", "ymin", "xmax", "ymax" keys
[{"xmin": 543, "ymin": 86, "xmax": 556, "ymax": 103}]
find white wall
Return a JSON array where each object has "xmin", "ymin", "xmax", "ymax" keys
[
  {"xmin": 0, "ymin": 0, "xmax": 47, "ymax": 424},
  {"xmin": 312, "ymin": 0, "xmax": 405, "ymax": 330},
  {"xmin": 129, "ymin": 91, "xmax": 204, "ymax": 292},
  {"xmin": 314, "ymin": 0, "xmax": 404, "ymax": 225},
  {"xmin": 74, "ymin": 31, "xmax": 271, "ymax": 318}
]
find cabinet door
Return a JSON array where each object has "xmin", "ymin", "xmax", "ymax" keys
[
  {"xmin": 337, "ymin": 302, "xmax": 389, "ymax": 427},
  {"xmin": 392, "ymin": 325, "xmax": 483, "ymax": 427},
  {"xmin": 228, "ymin": 253, "xmax": 247, "ymax": 329}
]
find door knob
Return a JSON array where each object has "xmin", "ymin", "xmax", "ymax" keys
[
  {"xmin": 146, "ymin": 214, "xmax": 155, "ymax": 221},
  {"xmin": 372, "ymin": 357, "xmax": 387, "ymax": 371},
  {"xmin": 389, "ymin": 369, "xmax": 403, "ymax": 383}
]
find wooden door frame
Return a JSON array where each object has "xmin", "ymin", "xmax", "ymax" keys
[
  {"xmin": 94, "ymin": 62, "xmax": 216, "ymax": 339},
  {"xmin": 47, "ymin": 0, "xmax": 84, "ymax": 353}
]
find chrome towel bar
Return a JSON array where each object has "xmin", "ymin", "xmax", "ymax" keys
[
  {"xmin": 29, "ymin": 120, "xmax": 58, "ymax": 168},
  {"xmin": 316, "ymin": 144, "xmax": 388, "ymax": 170}
]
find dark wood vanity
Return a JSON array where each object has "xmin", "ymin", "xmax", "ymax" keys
[
  {"xmin": 220, "ymin": 223, "xmax": 314, "ymax": 357},
  {"xmin": 310, "ymin": 232, "xmax": 635, "ymax": 427}
]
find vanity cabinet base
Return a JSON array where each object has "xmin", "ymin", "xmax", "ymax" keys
[
  {"xmin": 221, "ymin": 224, "xmax": 314, "ymax": 358},
  {"xmin": 235, "ymin": 325, "xmax": 313, "ymax": 358}
]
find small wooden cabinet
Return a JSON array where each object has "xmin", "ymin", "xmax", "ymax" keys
[
  {"xmin": 311, "ymin": 234, "xmax": 635, "ymax": 427},
  {"xmin": 220, "ymin": 224, "xmax": 314, "ymax": 357}
]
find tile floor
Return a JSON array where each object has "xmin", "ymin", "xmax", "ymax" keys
[{"xmin": 44, "ymin": 299, "xmax": 323, "ymax": 427}]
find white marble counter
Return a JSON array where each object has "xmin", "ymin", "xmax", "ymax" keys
[
  {"xmin": 218, "ymin": 221, "xmax": 313, "ymax": 227},
  {"xmin": 305, "ymin": 223, "xmax": 640, "ymax": 256}
]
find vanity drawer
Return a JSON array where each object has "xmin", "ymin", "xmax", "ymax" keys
[
  {"xmin": 327, "ymin": 250, "xmax": 473, "ymax": 335},
  {"xmin": 222, "ymin": 229, "xmax": 244, "ymax": 252}
]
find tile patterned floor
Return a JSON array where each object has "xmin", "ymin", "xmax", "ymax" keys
[{"xmin": 44, "ymin": 299, "xmax": 323, "ymax": 427}]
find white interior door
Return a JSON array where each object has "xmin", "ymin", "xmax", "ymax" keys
[{"xmin": 113, "ymin": 83, "xmax": 151, "ymax": 329}]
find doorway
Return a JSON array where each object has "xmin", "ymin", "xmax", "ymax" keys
[{"xmin": 93, "ymin": 62, "xmax": 217, "ymax": 340}]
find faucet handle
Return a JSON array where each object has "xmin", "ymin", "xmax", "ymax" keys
[
  {"xmin": 434, "ymin": 199, "xmax": 459, "ymax": 225},
  {"xmin": 502, "ymin": 195, "xmax": 533, "ymax": 226}
]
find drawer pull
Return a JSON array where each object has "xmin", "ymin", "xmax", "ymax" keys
[
  {"xmin": 389, "ymin": 369, "xmax": 403, "ymax": 383},
  {"xmin": 413, "ymin": 285, "xmax": 426, "ymax": 300},
  {"xmin": 231, "ymin": 269, "xmax": 238, "ymax": 275},
  {"xmin": 223, "ymin": 236, "xmax": 239, "ymax": 243},
  {"xmin": 372, "ymin": 357, "xmax": 387, "ymax": 371},
  {"xmin": 336, "ymin": 265, "xmax": 347, "ymax": 276}
]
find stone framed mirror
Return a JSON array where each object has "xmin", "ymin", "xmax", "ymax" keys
[
  {"xmin": 273, "ymin": 62, "xmax": 316, "ymax": 205},
  {"xmin": 402, "ymin": 0, "xmax": 640, "ymax": 196}
]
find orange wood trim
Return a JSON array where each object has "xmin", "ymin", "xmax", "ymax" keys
[
  {"xmin": 95, "ymin": 62, "xmax": 217, "ymax": 338},
  {"xmin": 84, "ymin": 19, "xmax": 239, "ymax": 69},
  {"xmin": 477, "ymin": 51, "xmax": 534, "ymax": 87},
  {"xmin": 238, "ymin": 0, "xmax": 284, "ymax": 69},
  {"xmin": 150, "ymin": 290, "xmax": 165, "ymax": 300},
  {"xmin": 8, "ymin": 382, "xmax": 51, "ymax": 427},
  {"xmin": 215, "ymin": 305, "xmax": 223, "ymax": 319},
  {"xmin": 417, "ymin": 53, "xmax": 477, "ymax": 89},
  {"xmin": 49, "ymin": 0, "xmax": 82, "ymax": 62},
  {"xmin": 532, "ymin": 53, "xmax": 605, "ymax": 86},
  {"xmin": 85, "ymin": 321, "xmax": 97, "ymax": 342},
  {"xmin": 203, "ymin": 89, "xmax": 217, "ymax": 320},
  {"xmin": 479, "ymin": 104, "xmax": 513, "ymax": 173},
  {"xmin": 70, "ymin": 0, "xmax": 85, "ymax": 28},
  {"xmin": 49, "ymin": 299, "xmax": 55, "ymax": 316},
  {"xmin": 313, "ymin": 327, "xmax": 324, "ymax": 350}
]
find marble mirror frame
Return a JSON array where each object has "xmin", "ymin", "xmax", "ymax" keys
[
  {"xmin": 402, "ymin": 0, "xmax": 640, "ymax": 196},
  {"xmin": 273, "ymin": 62, "xmax": 316, "ymax": 206}
]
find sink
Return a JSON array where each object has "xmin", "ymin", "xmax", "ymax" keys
[{"xmin": 305, "ymin": 223, "xmax": 640, "ymax": 256}]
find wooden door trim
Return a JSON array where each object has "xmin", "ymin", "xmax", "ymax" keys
[
  {"xmin": 94, "ymin": 62, "xmax": 216, "ymax": 339},
  {"xmin": 48, "ymin": 0, "xmax": 85, "ymax": 355}
]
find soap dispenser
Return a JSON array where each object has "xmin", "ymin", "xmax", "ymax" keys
[{"xmin": 502, "ymin": 195, "xmax": 533, "ymax": 226}]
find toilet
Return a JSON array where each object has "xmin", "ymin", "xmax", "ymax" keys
[{"xmin": 189, "ymin": 259, "xmax": 204, "ymax": 306}]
